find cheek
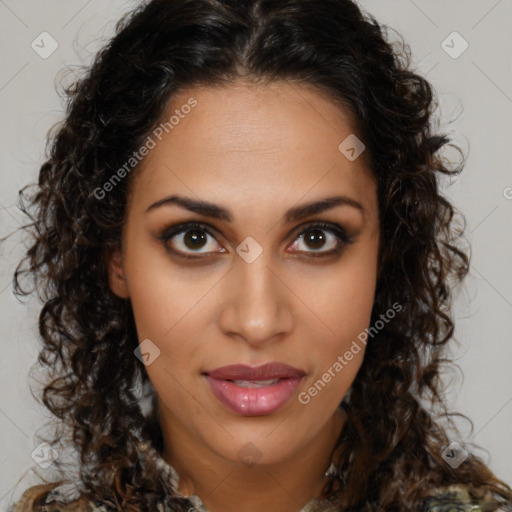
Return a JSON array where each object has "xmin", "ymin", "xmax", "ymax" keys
[
  {"xmin": 122, "ymin": 231, "xmax": 216, "ymax": 341},
  {"xmin": 127, "ymin": 275, "xmax": 209, "ymax": 341},
  {"xmin": 299, "ymin": 251, "xmax": 378, "ymax": 341},
  {"xmin": 296, "ymin": 244, "xmax": 377, "ymax": 405},
  {"xmin": 298, "ymin": 351, "xmax": 363, "ymax": 411},
  {"xmin": 298, "ymin": 284, "xmax": 370, "ymax": 411}
]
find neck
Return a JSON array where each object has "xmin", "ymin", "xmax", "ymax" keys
[{"xmin": 159, "ymin": 405, "xmax": 346, "ymax": 512}]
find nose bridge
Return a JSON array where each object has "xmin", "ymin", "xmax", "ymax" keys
[{"xmin": 219, "ymin": 248, "xmax": 292, "ymax": 344}]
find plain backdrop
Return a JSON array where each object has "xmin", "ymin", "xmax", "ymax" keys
[{"xmin": 1, "ymin": 0, "xmax": 511, "ymax": 509}]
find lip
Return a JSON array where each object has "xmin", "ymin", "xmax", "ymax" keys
[
  {"xmin": 204, "ymin": 362, "xmax": 306, "ymax": 380},
  {"xmin": 202, "ymin": 363, "xmax": 306, "ymax": 416}
]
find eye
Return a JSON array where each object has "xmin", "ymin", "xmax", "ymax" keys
[
  {"xmin": 159, "ymin": 222, "xmax": 225, "ymax": 259},
  {"xmin": 288, "ymin": 222, "xmax": 353, "ymax": 257},
  {"xmin": 158, "ymin": 221, "xmax": 353, "ymax": 259}
]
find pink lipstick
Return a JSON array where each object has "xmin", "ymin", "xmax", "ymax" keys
[{"xmin": 203, "ymin": 362, "xmax": 305, "ymax": 416}]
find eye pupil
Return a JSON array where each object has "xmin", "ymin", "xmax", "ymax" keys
[
  {"xmin": 304, "ymin": 229, "xmax": 326, "ymax": 250},
  {"xmin": 184, "ymin": 230, "xmax": 207, "ymax": 249}
]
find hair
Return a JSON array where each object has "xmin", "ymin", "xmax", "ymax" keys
[{"xmin": 7, "ymin": 0, "xmax": 512, "ymax": 511}]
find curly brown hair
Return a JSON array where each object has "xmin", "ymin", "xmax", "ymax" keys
[{"xmin": 7, "ymin": 0, "xmax": 512, "ymax": 511}]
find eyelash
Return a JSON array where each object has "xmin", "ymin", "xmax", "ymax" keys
[{"xmin": 158, "ymin": 221, "xmax": 354, "ymax": 260}]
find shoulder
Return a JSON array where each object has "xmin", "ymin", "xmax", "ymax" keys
[{"xmin": 421, "ymin": 484, "xmax": 512, "ymax": 512}]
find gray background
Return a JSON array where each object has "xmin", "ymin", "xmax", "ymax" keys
[{"xmin": 1, "ymin": 0, "xmax": 511, "ymax": 508}]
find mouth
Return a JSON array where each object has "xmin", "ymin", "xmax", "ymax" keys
[{"xmin": 202, "ymin": 362, "xmax": 306, "ymax": 416}]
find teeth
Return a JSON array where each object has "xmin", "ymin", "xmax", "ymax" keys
[{"xmin": 232, "ymin": 379, "xmax": 280, "ymax": 388}]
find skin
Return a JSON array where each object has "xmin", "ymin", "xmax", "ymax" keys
[{"xmin": 108, "ymin": 80, "xmax": 380, "ymax": 512}]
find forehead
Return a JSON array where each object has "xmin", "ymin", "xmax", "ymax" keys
[
  {"xmin": 128, "ymin": 81, "xmax": 377, "ymax": 220},
  {"xmin": 150, "ymin": 80, "xmax": 366, "ymax": 160}
]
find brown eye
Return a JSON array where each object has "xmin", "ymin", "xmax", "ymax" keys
[
  {"xmin": 159, "ymin": 222, "xmax": 225, "ymax": 257},
  {"xmin": 159, "ymin": 221, "xmax": 353, "ymax": 260},
  {"xmin": 182, "ymin": 229, "xmax": 209, "ymax": 250},
  {"xmin": 302, "ymin": 228, "xmax": 328, "ymax": 250},
  {"xmin": 288, "ymin": 222, "xmax": 353, "ymax": 257}
]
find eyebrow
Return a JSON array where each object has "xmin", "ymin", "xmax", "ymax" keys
[{"xmin": 145, "ymin": 194, "xmax": 364, "ymax": 223}]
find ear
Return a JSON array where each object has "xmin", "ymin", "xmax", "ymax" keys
[{"xmin": 106, "ymin": 246, "xmax": 130, "ymax": 298}]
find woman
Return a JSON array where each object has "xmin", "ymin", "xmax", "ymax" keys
[{"xmin": 8, "ymin": 0, "xmax": 512, "ymax": 511}]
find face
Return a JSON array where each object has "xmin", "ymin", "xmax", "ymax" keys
[{"xmin": 108, "ymin": 81, "xmax": 380, "ymax": 467}]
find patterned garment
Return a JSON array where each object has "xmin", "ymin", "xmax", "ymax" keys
[
  {"xmin": 421, "ymin": 485, "xmax": 512, "ymax": 512},
  {"xmin": 38, "ymin": 442, "xmax": 512, "ymax": 512}
]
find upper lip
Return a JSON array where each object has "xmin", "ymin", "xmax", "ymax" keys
[{"xmin": 204, "ymin": 362, "xmax": 306, "ymax": 380}]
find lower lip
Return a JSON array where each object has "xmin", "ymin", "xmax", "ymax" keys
[{"xmin": 204, "ymin": 375, "xmax": 304, "ymax": 416}]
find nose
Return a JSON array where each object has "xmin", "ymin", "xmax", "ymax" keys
[{"xmin": 217, "ymin": 251, "xmax": 294, "ymax": 348}]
